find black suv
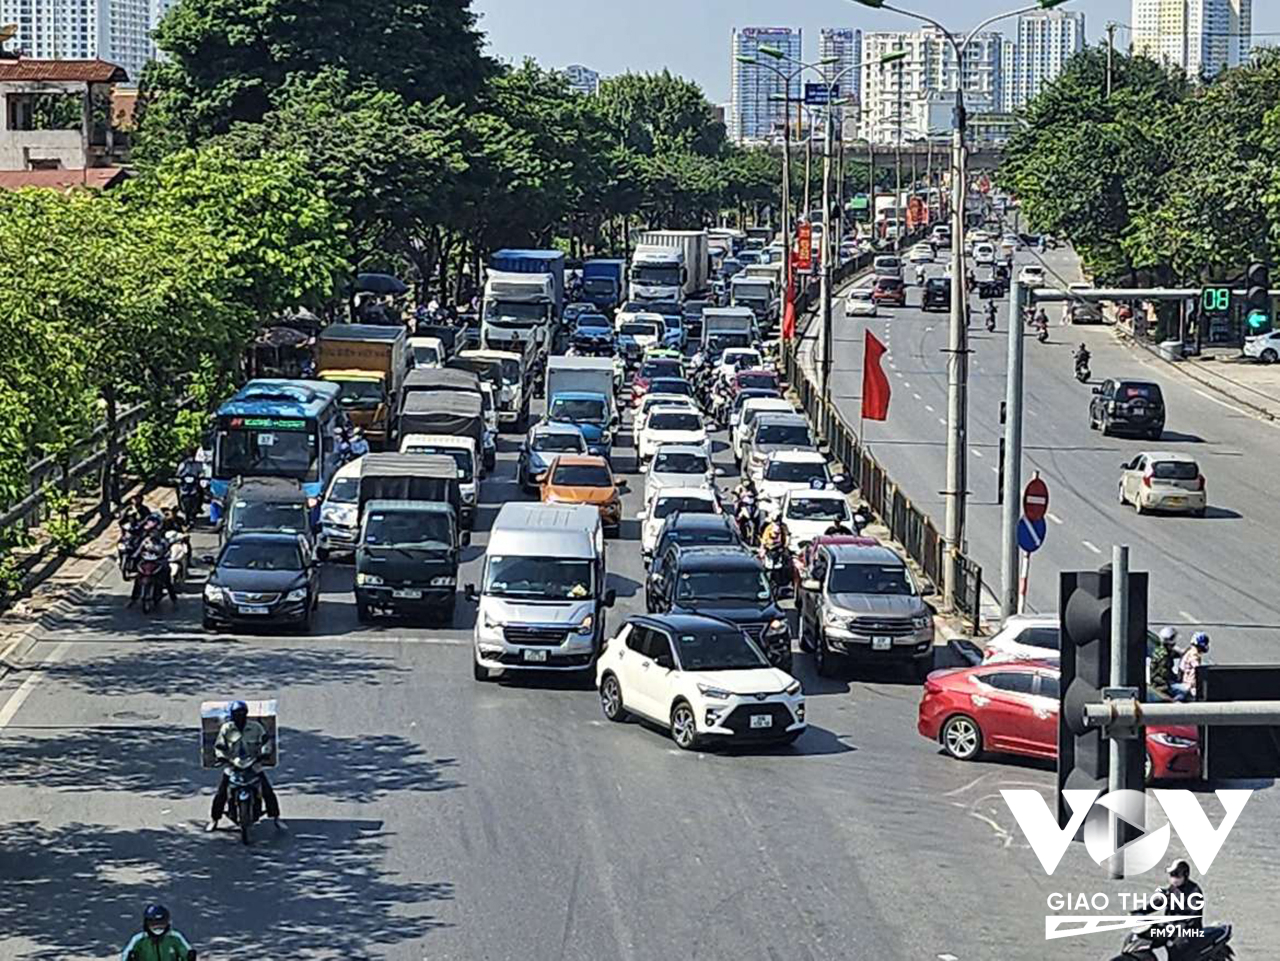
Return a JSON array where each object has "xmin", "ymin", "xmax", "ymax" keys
[
  {"xmin": 921, "ymin": 277, "xmax": 950, "ymax": 312},
  {"xmin": 645, "ymin": 544, "xmax": 789, "ymax": 653},
  {"xmin": 1089, "ymin": 379, "xmax": 1166, "ymax": 439}
]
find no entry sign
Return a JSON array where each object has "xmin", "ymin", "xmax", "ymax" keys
[{"xmin": 1023, "ymin": 476, "xmax": 1049, "ymax": 523}]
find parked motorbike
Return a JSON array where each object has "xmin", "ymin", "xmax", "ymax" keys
[
  {"xmin": 224, "ymin": 753, "xmax": 266, "ymax": 846},
  {"xmin": 852, "ymin": 504, "xmax": 873, "ymax": 534},
  {"xmin": 1109, "ymin": 915, "xmax": 1235, "ymax": 960}
]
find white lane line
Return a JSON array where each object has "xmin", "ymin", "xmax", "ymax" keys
[
  {"xmin": 1192, "ymin": 388, "xmax": 1248, "ymax": 417},
  {"xmin": 972, "ymin": 448, "xmax": 984, "ymax": 458},
  {"xmin": 913, "ymin": 392, "xmax": 923, "ymax": 400},
  {"xmin": 938, "ymin": 417, "xmax": 947, "ymax": 426},
  {"xmin": 1046, "ymin": 512, "xmax": 1063, "ymax": 525},
  {"xmin": 991, "ymin": 466, "xmax": 999, "ymax": 474},
  {"xmin": 925, "ymin": 404, "xmax": 935, "ymax": 413},
  {"xmin": 0, "ymin": 640, "xmax": 71, "ymax": 730},
  {"xmin": 894, "ymin": 371, "xmax": 903, "ymax": 378},
  {"xmin": 903, "ymin": 381, "xmax": 911, "ymax": 388},
  {"xmin": 1081, "ymin": 540, "xmax": 1102, "ymax": 555},
  {"xmin": 1179, "ymin": 610, "xmax": 1198, "ymax": 624}
]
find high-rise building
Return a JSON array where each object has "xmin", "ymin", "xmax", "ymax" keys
[
  {"xmin": 1132, "ymin": 0, "xmax": 1251, "ymax": 78},
  {"xmin": 729, "ymin": 26, "xmax": 802, "ymax": 143},
  {"xmin": 1008, "ymin": 9, "xmax": 1085, "ymax": 110},
  {"xmin": 859, "ymin": 28, "xmax": 1002, "ymax": 145},
  {"xmin": 0, "ymin": 0, "xmax": 157, "ymax": 84},
  {"xmin": 1000, "ymin": 38, "xmax": 1017, "ymax": 112},
  {"xmin": 819, "ymin": 28, "xmax": 862, "ymax": 103},
  {"xmin": 564, "ymin": 64, "xmax": 601, "ymax": 96}
]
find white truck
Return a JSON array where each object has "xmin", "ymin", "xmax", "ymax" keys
[
  {"xmin": 730, "ymin": 275, "xmax": 779, "ymax": 330},
  {"xmin": 701, "ymin": 306, "xmax": 759, "ymax": 352},
  {"xmin": 629, "ymin": 230, "xmax": 709, "ymax": 304},
  {"xmin": 481, "ymin": 271, "xmax": 554, "ymax": 354}
]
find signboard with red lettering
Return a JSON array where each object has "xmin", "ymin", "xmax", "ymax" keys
[{"xmin": 795, "ymin": 222, "xmax": 813, "ymax": 273}]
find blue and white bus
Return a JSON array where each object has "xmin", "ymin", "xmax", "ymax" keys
[{"xmin": 210, "ymin": 380, "xmax": 345, "ymax": 520}]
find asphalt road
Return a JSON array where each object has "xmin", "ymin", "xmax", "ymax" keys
[
  {"xmin": 2, "ymin": 363, "xmax": 1277, "ymax": 960},
  {"xmin": 810, "ymin": 245, "xmax": 1280, "ymax": 662}
]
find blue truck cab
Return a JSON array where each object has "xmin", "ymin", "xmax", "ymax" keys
[
  {"xmin": 545, "ymin": 390, "xmax": 614, "ymax": 461},
  {"xmin": 581, "ymin": 259, "xmax": 627, "ymax": 315}
]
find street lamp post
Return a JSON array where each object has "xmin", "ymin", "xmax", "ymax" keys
[{"xmin": 848, "ymin": 0, "xmax": 1073, "ymax": 611}]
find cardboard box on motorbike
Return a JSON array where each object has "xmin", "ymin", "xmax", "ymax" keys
[{"xmin": 199, "ymin": 700, "xmax": 279, "ymax": 769}]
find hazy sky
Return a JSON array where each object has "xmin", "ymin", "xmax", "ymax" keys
[{"xmin": 472, "ymin": 0, "xmax": 1279, "ymax": 102}]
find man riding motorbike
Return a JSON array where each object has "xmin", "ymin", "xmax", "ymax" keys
[
  {"xmin": 1034, "ymin": 307, "xmax": 1050, "ymax": 342},
  {"xmin": 128, "ymin": 513, "xmax": 177, "ymax": 607},
  {"xmin": 206, "ymin": 700, "xmax": 284, "ymax": 833},
  {"xmin": 984, "ymin": 300, "xmax": 997, "ymax": 332},
  {"xmin": 120, "ymin": 904, "xmax": 196, "ymax": 961},
  {"xmin": 1149, "ymin": 627, "xmax": 1182, "ymax": 698},
  {"xmin": 1156, "ymin": 859, "xmax": 1205, "ymax": 960}
]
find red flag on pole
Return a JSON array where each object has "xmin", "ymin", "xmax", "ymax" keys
[
  {"xmin": 781, "ymin": 268, "xmax": 797, "ymax": 341},
  {"xmin": 861, "ymin": 329, "xmax": 891, "ymax": 421}
]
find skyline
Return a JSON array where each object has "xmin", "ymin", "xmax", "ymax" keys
[{"xmin": 472, "ymin": 0, "xmax": 1280, "ymax": 102}]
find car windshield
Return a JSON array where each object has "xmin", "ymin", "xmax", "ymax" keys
[
  {"xmin": 232, "ymin": 501, "xmax": 308, "ymax": 533},
  {"xmin": 218, "ymin": 425, "xmax": 318, "ymax": 482},
  {"xmin": 737, "ymin": 372, "xmax": 776, "ymax": 390},
  {"xmin": 1017, "ymin": 626, "xmax": 1060, "ymax": 651},
  {"xmin": 335, "ymin": 380, "xmax": 383, "ymax": 409},
  {"xmin": 649, "ymin": 379, "xmax": 691, "ymax": 396},
  {"xmin": 653, "ymin": 450, "xmax": 709, "ymax": 474},
  {"xmin": 851, "ymin": 289, "xmax": 873, "ymax": 301},
  {"xmin": 533, "ymin": 432, "xmax": 584, "ymax": 453},
  {"xmin": 363, "ymin": 510, "xmax": 452, "ymax": 549},
  {"xmin": 757, "ymin": 423, "xmax": 812, "ymax": 446},
  {"xmin": 549, "ymin": 397, "xmax": 606, "ymax": 423},
  {"xmin": 666, "ymin": 528, "xmax": 736, "ymax": 549},
  {"xmin": 786, "ymin": 497, "xmax": 849, "ymax": 522},
  {"xmin": 641, "ymin": 361, "xmax": 682, "ymax": 379},
  {"xmin": 412, "ymin": 345, "xmax": 440, "ymax": 366},
  {"xmin": 326, "ymin": 476, "xmax": 359, "ymax": 505},
  {"xmin": 1152, "ymin": 460, "xmax": 1199, "ymax": 480},
  {"xmin": 649, "ymin": 412, "xmax": 702, "ymax": 432},
  {"xmin": 674, "ymin": 629, "xmax": 770, "ymax": 671},
  {"xmin": 828, "ymin": 562, "xmax": 914, "ymax": 595},
  {"xmin": 402, "ymin": 447, "xmax": 473, "ymax": 481},
  {"xmin": 485, "ymin": 556, "xmax": 593, "ymax": 599},
  {"xmin": 676, "ymin": 568, "xmax": 772, "ymax": 603},
  {"xmin": 219, "ymin": 541, "xmax": 302, "ymax": 571},
  {"xmin": 552, "ymin": 463, "xmax": 612, "ymax": 487},
  {"xmin": 765, "ymin": 460, "xmax": 827, "ymax": 483},
  {"xmin": 654, "ymin": 496, "xmax": 715, "ymax": 519},
  {"xmin": 723, "ymin": 351, "xmax": 759, "ymax": 367}
]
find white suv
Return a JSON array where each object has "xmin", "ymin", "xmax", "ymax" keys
[
  {"xmin": 982, "ymin": 614, "xmax": 1060, "ymax": 664},
  {"xmin": 596, "ymin": 614, "xmax": 806, "ymax": 750}
]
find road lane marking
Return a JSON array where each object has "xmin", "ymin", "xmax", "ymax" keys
[
  {"xmin": 925, "ymin": 404, "xmax": 935, "ymax": 412},
  {"xmin": 938, "ymin": 417, "xmax": 947, "ymax": 426},
  {"xmin": 1046, "ymin": 512, "xmax": 1063, "ymax": 525},
  {"xmin": 0, "ymin": 640, "xmax": 71, "ymax": 730},
  {"xmin": 1081, "ymin": 540, "xmax": 1102, "ymax": 554},
  {"xmin": 1179, "ymin": 610, "xmax": 1198, "ymax": 624},
  {"xmin": 903, "ymin": 381, "xmax": 910, "ymax": 388},
  {"xmin": 972, "ymin": 448, "xmax": 984, "ymax": 458},
  {"xmin": 991, "ymin": 466, "xmax": 999, "ymax": 473},
  {"xmin": 913, "ymin": 393, "xmax": 922, "ymax": 400},
  {"xmin": 1192, "ymin": 388, "xmax": 1248, "ymax": 417}
]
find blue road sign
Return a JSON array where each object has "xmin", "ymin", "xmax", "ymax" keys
[
  {"xmin": 804, "ymin": 83, "xmax": 839, "ymax": 106},
  {"xmin": 1017, "ymin": 516, "xmax": 1047, "ymax": 553}
]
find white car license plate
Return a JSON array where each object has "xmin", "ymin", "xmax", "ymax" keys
[
  {"xmin": 392, "ymin": 589, "xmax": 422, "ymax": 599},
  {"xmin": 750, "ymin": 714, "xmax": 773, "ymax": 729},
  {"xmin": 237, "ymin": 605, "xmax": 269, "ymax": 615},
  {"xmin": 1166, "ymin": 497, "xmax": 1184, "ymax": 507},
  {"xmin": 872, "ymin": 636, "xmax": 893, "ymax": 651},
  {"xmin": 522, "ymin": 649, "xmax": 548, "ymax": 663}
]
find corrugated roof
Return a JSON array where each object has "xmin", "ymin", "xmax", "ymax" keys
[
  {"xmin": 0, "ymin": 58, "xmax": 128, "ymax": 83},
  {"xmin": 0, "ymin": 167, "xmax": 130, "ymax": 191}
]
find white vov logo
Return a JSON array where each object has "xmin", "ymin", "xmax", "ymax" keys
[{"xmin": 1000, "ymin": 789, "xmax": 1253, "ymax": 941}]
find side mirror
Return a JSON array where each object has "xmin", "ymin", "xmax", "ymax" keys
[
  {"xmin": 801, "ymin": 578, "xmax": 821, "ymax": 592},
  {"xmin": 460, "ymin": 531, "xmax": 472, "ymax": 547},
  {"xmin": 924, "ymin": 601, "xmax": 938, "ymax": 615},
  {"xmin": 604, "ymin": 588, "xmax": 617, "ymax": 608},
  {"xmin": 636, "ymin": 510, "xmax": 648, "ymax": 521},
  {"xmin": 656, "ymin": 654, "xmax": 675, "ymax": 670},
  {"xmin": 833, "ymin": 474, "xmax": 854, "ymax": 493},
  {"xmin": 616, "ymin": 479, "xmax": 629, "ymax": 491},
  {"xmin": 464, "ymin": 584, "xmax": 478, "ymax": 602},
  {"xmin": 201, "ymin": 553, "xmax": 216, "ymax": 566}
]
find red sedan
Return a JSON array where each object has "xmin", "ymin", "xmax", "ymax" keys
[
  {"xmin": 791, "ymin": 533, "xmax": 878, "ymax": 594},
  {"xmin": 917, "ymin": 661, "xmax": 1199, "ymax": 781},
  {"xmin": 732, "ymin": 368, "xmax": 780, "ymax": 397},
  {"xmin": 872, "ymin": 276, "xmax": 906, "ymax": 307}
]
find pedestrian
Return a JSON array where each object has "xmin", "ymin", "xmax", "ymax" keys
[{"xmin": 1171, "ymin": 633, "xmax": 1210, "ymax": 701}]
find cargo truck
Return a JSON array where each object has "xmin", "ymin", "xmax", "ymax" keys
[
  {"xmin": 316, "ymin": 324, "xmax": 408, "ymax": 449},
  {"xmin": 729, "ymin": 275, "xmax": 779, "ymax": 330},
  {"xmin": 701, "ymin": 306, "xmax": 759, "ymax": 352},
  {"xmin": 580, "ymin": 259, "xmax": 627, "ymax": 315},
  {"xmin": 629, "ymin": 230, "xmax": 709, "ymax": 304},
  {"xmin": 544, "ymin": 356, "xmax": 619, "ymax": 460},
  {"xmin": 483, "ymin": 249, "xmax": 566, "ymax": 353}
]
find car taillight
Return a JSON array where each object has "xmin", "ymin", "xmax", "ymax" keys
[
  {"xmin": 1142, "ymin": 474, "xmax": 1152, "ymax": 488},
  {"xmin": 1195, "ymin": 474, "xmax": 1205, "ymax": 491}
]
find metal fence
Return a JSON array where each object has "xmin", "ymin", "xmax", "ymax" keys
[{"xmin": 782, "ymin": 242, "xmax": 984, "ymax": 632}]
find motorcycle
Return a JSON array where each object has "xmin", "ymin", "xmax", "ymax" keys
[
  {"xmin": 224, "ymin": 753, "xmax": 266, "ymax": 846},
  {"xmin": 985, "ymin": 308, "xmax": 997, "ymax": 332},
  {"xmin": 166, "ymin": 529, "xmax": 190, "ymax": 587},
  {"xmin": 1075, "ymin": 360, "xmax": 1091, "ymax": 383},
  {"xmin": 177, "ymin": 470, "xmax": 205, "ymax": 524},
  {"xmin": 1109, "ymin": 914, "xmax": 1235, "ymax": 960},
  {"xmin": 1037, "ymin": 324, "xmax": 1049, "ymax": 344},
  {"xmin": 117, "ymin": 522, "xmax": 140, "ymax": 577},
  {"xmin": 735, "ymin": 495, "xmax": 760, "ymax": 547},
  {"xmin": 759, "ymin": 630, "xmax": 793, "ymax": 674},
  {"xmin": 852, "ymin": 504, "xmax": 873, "ymax": 534},
  {"xmin": 135, "ymin": 551, "xmax": 166, "ymax": 615},
  {"xmin": 763, "ymin": 543, "xmax": 793, "ymax": 599}
]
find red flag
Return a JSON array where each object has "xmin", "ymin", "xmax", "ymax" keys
[
  {"xmin": 861, "ymin": 329, "xmax": 891, "ymax": 421},
  {"xmin": 781, "ymin": 269, "xmax": 797, "ymax": 341}
]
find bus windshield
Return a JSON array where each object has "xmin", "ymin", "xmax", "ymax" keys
[{"xmin": 217, "ymin": 421, "xmax": 319, "ymax": 482}]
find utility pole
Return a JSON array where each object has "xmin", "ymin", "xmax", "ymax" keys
[
  {"xmin": 999, "ymin": 280, "xmax": 1026, "ymax": 620},
  {"xmin": 820, "ymin": 105, "xmax": 835, "ymax": 398},
  {"xmin": 1105, "ymin": 22, "xmax": 1116, "ymax": 98},
  {"xmin": 1107, "ymin": 544, "xmax": 1130, "ymax": 881},
  {"xmin": 867, "ymin": 139, "xmax": 875, "ymax": 241},
  {"xmin": 894, "ymin": 55, "xmax": 903, "ymax": 238},
  {"xmin": 943, "ymin": 69, "xmax": 970, "ymax": 609}
]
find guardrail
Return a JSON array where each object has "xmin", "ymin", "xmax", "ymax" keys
[{"xmin": 783, "ymin": 234, "xmax": 984, "ymax": 633}]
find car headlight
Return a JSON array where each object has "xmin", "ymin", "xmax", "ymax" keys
[
  {"xmin": 356, "ymin": 573, "xmax": 384, "ymax": 586},
  {"xmin": 1150, "ymin": 733, "xmax": 1197, "ymax": 748},
  {"xmin": 483, "ymin": 610, "xmax": 503, "ymax": 631},
  {"xmin": 600, "ymin": 429, "xmax": 613, "ymax": 444},
  {"xmin": 575, "ymin": 614, "xmax": 594, "ymax": 635},
  {"xmin": 767, "ymin": 618, "xmax": 788, "ymax": 635},
  {"xmin": 285, "ymin": 587, "xmax": 308, "ymax": 602},
  {"xmin": 322, "ymin": 505, "xmax": 355, "ymax": 526},
  {"xmin": 697, "ymin": 684, "xmax": 732, "ymax": 700},
  {"xmin": 824, "ymin": 608, "xmax": 852, "ymax": 628},
  {"xmin": 785, "ymin": 681, "xmax": 802, "ymax": 696},
  {"xmin": 430, "ymin": 576, "xmax": 456, "ymax": 587},
  {"xmin": 203, "ymin": 583, "xmax": 226, "ymax": 603},
  {"xmin": 912, "ymin": 613, "xmax": 932, "ymax": 629}
]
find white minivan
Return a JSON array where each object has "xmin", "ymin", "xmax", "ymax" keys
[{"xmin": 467, "ymin": 503, "xmax": 615, "ymax": 681}]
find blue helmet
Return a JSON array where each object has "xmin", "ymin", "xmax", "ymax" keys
[
  {"xmin": 227, "ymin": 700, "xmax": 249, "ymax": 723},
  {"xmin": 1192, "ymin": 632, "xmax": 1210, "ymax": 650},
  {"xmin": 143, "ymin": 903, "xmax": 170, "ymax": 935}
]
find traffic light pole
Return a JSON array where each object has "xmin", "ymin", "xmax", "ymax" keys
[
  {"xmin": 1084, "ymin": 699, "xmax": 1280, "ymax": 728},
  {"xmin": 999, "ymin": 281, "xmax": 1027, "ymax": 620},
  {"xmin": 1107, "ymin": 544, "xmax": 1131, "ymax": 881}
]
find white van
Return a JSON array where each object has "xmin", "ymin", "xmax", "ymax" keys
[
  {"xmin": 399, "ymin": 433, "xmax": 479, "ymax": 527},
  {"xmin": 408, "ymin": 336, "xmax": 445, "ymax": 369},
  {"xmin": 467, "ymin": 502, "xmax": 614, "ymax": 681},
  {"xmin": 317, "ymin": 456, "xmax": 365, "ymax": 559}
]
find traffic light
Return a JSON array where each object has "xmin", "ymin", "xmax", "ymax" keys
[
  {"xmin": 1245, "ymin": 262, "xmax": 1271, "ymax": 333},
  {"xmin": 1057, "ymin": 566, "xmax": 1148, "ymax": 831}
]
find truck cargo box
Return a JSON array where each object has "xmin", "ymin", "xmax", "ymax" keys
[{"xmin": 357, "ymin": 453, "xmax": 461, "ymax": 515}]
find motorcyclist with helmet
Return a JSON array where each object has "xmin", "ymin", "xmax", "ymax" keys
[
  {"xmin": 127, "ymin": 512, "xmax": 177, "ymax": 607},
  {"xmin": 206, "ymin": 700, "xmax": 284, "ymax": 833},
  {"xmin": 120, "ymin": 904, "xmax": 196, "ymax": 961},
  {"xmin": 1171, "ymin": 633, "xmax": 1210, "ymax": 702},
  {"xmin": 1149, "ymin": 627, "xmax": 1183, "ymax": 698},
  {"xmin": 1154, "ymin": 859, "xmax": 1204, "ymax": 960}
]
